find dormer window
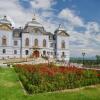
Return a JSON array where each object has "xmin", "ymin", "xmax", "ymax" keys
[
  {"xmin": 4, "ymin": 16, "xmax": 7, "ymax": 20},
  {"xmin": 14, "ymin": 33, "xmax": 19, "ymax": 37},
  {"xmin": 34, "ymin": 29, "xmax": 38, "ymax": 33}
]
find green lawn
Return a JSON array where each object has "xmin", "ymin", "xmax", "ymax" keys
[{"xmin": 0, "ymin": 68, "xmax": 100, "ymax": 100}]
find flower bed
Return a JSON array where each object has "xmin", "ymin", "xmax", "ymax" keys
[{"xmin": 14, "ymin": 64, "xmax": 100, "ymax": 94}]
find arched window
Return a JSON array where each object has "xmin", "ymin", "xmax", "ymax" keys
[
  {"xmin": 25, "ymin": 38, "xmax": 29, "ymax": 46},
  {"xmin": 34, "ymin": 39, "xmax": 38, "ymax": 46},
  {"xmin": 34, "ymin": 29, "xmax": 38, "ymax": 33},
  {"xmin": 61, "ymin": 40, "xmax": 65, "ymax": 49},
  {"xmin": 2, "ymin": 36, "xmax": 7, "ymax": 46},
  {"xmin": 43, "ymin": 39, "xmax": 46, "ymax": 47}
]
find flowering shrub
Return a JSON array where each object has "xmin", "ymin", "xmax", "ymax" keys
[{"xmin": 14, "ymin": 64, "xmax": 100, "ymax": 94}]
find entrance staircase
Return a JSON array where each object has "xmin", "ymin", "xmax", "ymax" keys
[{"xmin": 0, "ymin": 57, "xmax": 54, "ymax": 65}]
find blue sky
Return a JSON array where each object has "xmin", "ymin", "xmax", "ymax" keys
[
  {"xmin": 19, "ymin": 0, "xmax": 100, "ymax": 22},
  {"xmin": 0, "ymin": 0, "xmax": 100, "ymax": 58}
]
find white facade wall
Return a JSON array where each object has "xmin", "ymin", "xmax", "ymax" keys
[
  {"xmin": 22, "ymin": 32, "xmax": 50, "ymax": 58},
  {"xmin": 48, "ymin": 40, "xmax": 55, "ymax": 58},
  {"xmin": 0, "ymin": 30, "xmax": 13, "ymax": 59},
  {"xmin": 55, "ymin": 35, "xmax": 70, "ymax": 61},
  {"xmin": 0, "ymin": 18, "xmax": 70, "ymax": 62},
  {"xmin": 0, "ymin": 30, "xmax": 70, "ymax": 61},
  {"xmin": 13, "ymin": 38, "xmax": 21, "ymax": 58}
]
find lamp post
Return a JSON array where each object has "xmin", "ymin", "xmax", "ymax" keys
[
  {"xmin": 82, "ymin": 52, "xmax": 85, "ymax": 66},
  {"xmin": 47, "ymin": 55, "xmax": 50, "ymax": 67}
]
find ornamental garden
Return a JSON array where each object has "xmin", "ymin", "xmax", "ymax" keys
[{"xmin": 14, "ymin": 63, "xmax": 100, "ymax": 94}]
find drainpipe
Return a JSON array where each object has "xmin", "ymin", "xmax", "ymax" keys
[{"xmin": 20, "ymin": 29, "xmax": 22, "ymax": 58}]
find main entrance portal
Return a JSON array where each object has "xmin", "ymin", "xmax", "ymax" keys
[{"xmin": 32, "ymin": 50, "xmax": 39, "ymax": 58}]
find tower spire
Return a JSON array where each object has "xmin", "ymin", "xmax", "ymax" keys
[
  {"xmin": 4, "ymin": 15, "xmax": 7, "ymax": 20},
  {"xmin": 58, "ymin": 24, "xmax": 65, "ymax": 31},
  {"xmin": 32, "ymin": 13, "xmax": 36, "ymax": 20},
  {"xmin": 32, "ymin": 8, "xmax": 36, "ymax": 21},
  {"xmin": 58, "ymin": 24, "xmax": 61, "ymax": 29}
]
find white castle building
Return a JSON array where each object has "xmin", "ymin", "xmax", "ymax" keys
[{"xmin": 0, "ymin": 16, "xmax": 70, "ymax": 62}]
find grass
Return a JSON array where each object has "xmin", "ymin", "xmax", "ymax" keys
[{"xmin": 0, "ymin": 68, "xmax": 100, "ymax": 100}]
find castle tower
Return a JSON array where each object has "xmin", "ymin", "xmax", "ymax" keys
[{"xmin": 54, "ymin": 24, "xmax": 70, "ymax": 62}]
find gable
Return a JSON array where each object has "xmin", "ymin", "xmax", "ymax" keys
[
  {"xmin": 58, "ymin": 31, "xmax": 69, "ymax": 36},
  {"xmin": 0, "ymin": 24, "xmax": 12, "ymax": 31},
  {"xmin": 32, "ymin": 28, "xmax": 46, "ymax": 35},
  {"xmin": 32, "ymin": 28, "xmax": 41, "ymax": 33}
]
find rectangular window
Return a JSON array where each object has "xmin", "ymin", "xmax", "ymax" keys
[
  {"xmin": 14, "ymin": 41, "xmax": 18, "ymax": 46},
  {"xmin": 3, "ymin": 49, "xmax": 6, "ymax": 54},
  {"xmin": 50, "ymin": 43, "xmax": 53, "ymax": 47},
  {"xmin": 14, "ymin": 50, "xmax": 17, "ymax": 54},
  {"xmin": 55, "ymin": 44, "xmax": 56, "ymax": 48},
  {"xmin": 49, "ymin": 35, "xmax": 53, "ymax": 40},
  {"xmin": 55, "ymin": 52, "xmax": 56, "ymax": 56},
  {"xmin": 51, "ymin": 52, "xmax": 53, "ymax": 55},
  {"xmin": 25, "ymin": 50, "xmax": 29, "ymax": 55}
]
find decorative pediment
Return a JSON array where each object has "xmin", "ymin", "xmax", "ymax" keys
[
  {"xmin": 23, "ymin": 26, "xmax": 47, "ymax": 35},
  {"xmin": 32, "ymin": 28, "xmax": 41, "ymax": 33},
  {"xmin": 0, "ymin": 24, "xmax": 12, "ymax": 31},
  {"xmin": 58, "ymin": 31, "xmax": 69, "ymax": 36},
  {"xmin": 32, "ymin": 28, "xmax": 46, "ymax": 35}
]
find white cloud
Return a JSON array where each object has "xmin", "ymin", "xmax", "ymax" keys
[
  {"xmin": 86, "ymin": 22, "xmax": 100, "ymax": 33},
  {"xmin": 95, "ymin": 34, "xmax": 100, "ymax": 42},
  {"xmin": 59, "ymin": 8, "xmax": 84, "ymax": 27},
  {"xmin": 58, "ymin": 8, "xmax": 100, "ymax": 57},
  {"xmin": 68, "ymin": 20, "xmax": 100, "ymax": 57},
  {"xmin": 0, "ymin": 0, "xmax": 32, "ymax": 27},
  {"xmin": 30, "ymin": 0, "xmax": 56, "ymax": 10},
  {"xmin": 0, "ymin": 0, "xmax": 57, "ymax": 31}
]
